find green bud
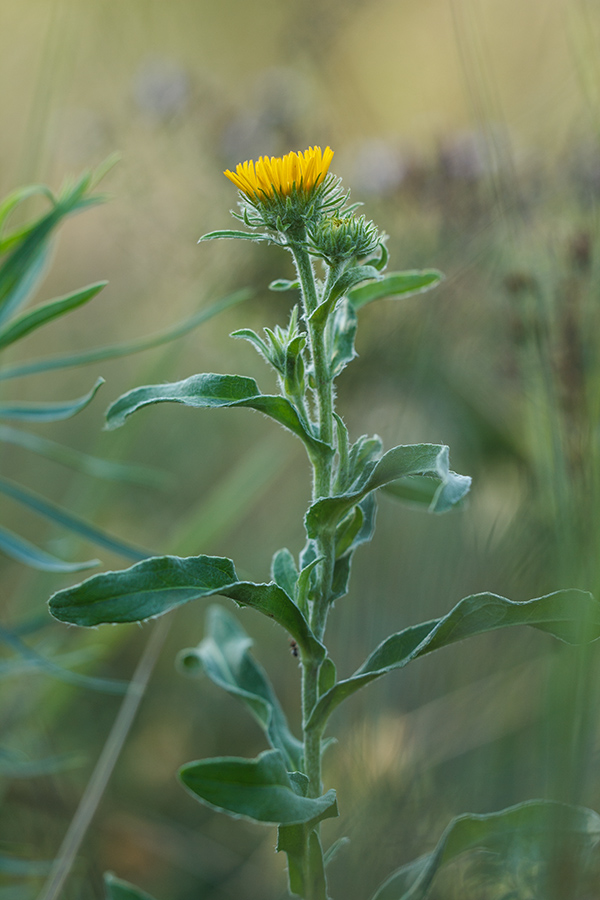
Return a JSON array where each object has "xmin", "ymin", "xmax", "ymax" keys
[{"xmin": 307, "ymin": 214, "xmax": 381, "ymax": 264}]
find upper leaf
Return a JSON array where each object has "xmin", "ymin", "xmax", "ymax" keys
[
  {"xmin": 178, "ymin": 605, "xmax": 303, "ymax": 770},
  {"xmin": 105, "ymin": 373, "xmax": 331, "ymax": 461},
  {"xmin": 370, "ymin": 799, "xmax": 600, "ymax": 900},
  {"xmin": 48, "ymin": 554, "xmax": 325, "ymax": 661},
  {"xmin": 179, "ymin": 748, "xmax": 338, "ymax": 825},
  {"xmin": 348, "ymin": 270, "xmax": 443, "ymax": 310},
  {"xmin": 306, "ymin": 444, "xmax": 470, "ymax": 539},
  {"xmin": 104, "ymin": 872, "xmax": 158, "ymax": 900},
  {"xmin": 308, "ymin": 589, "xmax": 600, "ymax": 730}
]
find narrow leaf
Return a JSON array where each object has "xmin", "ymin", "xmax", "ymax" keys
[
  {"xmin": 0, "ymin": 524, "xmax": 98, "ymax": 573},
  {"xmin": 269, "ymin": 279, "xmax": 299, "ymax": 291},
  {"xmin": 48, "ymin": 554, "xmax": 325, "ymax": 660},
  {"xmin": 370, "ymin": 800, "xmax": 600, "ymax": 900},
  {"xmin": 0, "ymin": 289, "xmax": 251, "ymax": 382},
  {"xmin": 105, "ymin": 372, "xmax": 331, "ymax": 460},
  {"xmin": 0, "ymin": 749, "xmax": 80, "ymax": 778},
  {"xmin": 198, "ymin": 229, "xmax": 276, "ymax": 243},
  {"xmin": 104, "ymin": 873, "xmax": 158, "ymax": 900},
  {"xmin": 0, "ymin": 476, "xmax": 150, "ymax": 562},
  {"xmin": 349, "ymin": 270, "xmax": 443, "ymax": 310},
  {"xmin": 178, "ymin": 606, "xmax": 303, "ymax": 770},
  {"xmin": 308, "ymin": 589, "xmax": 600, "ymax": 730},
  {"xmin": 179, "ymin": 748, "xmax": 338, "ymax": 825},
  {"xmin": 0, "ymin": 281, "xmax": 106, "ymax": 352},
  {"xmin": 0, "ymin": 378, "xmax": 104, "ymax": 422}
]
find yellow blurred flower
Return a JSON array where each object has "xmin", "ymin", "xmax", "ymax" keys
[{"xmin": 224, "ymin": 146, "xmax": 334, "ymax": 200}]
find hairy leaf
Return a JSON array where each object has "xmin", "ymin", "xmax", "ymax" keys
[
  {"xmin": 180, "ymin": 749, "xmax": 337, "ymax": 825},
  {"xmin": 308, "ymin": 590, "xmax": 600, "ymax": 730},
  {"xmin": 348, "ymin": 270, "xmax": 443, "ymax": 310}
]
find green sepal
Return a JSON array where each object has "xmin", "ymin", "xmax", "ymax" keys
[
  {"xmin": 104, "ymin": 872, "xmax": 158, "ymax": 900},
  {"xmin": 308, "ymin": 589, "xmax": 600, "ymax": 731},
  {"xmin": 348, "ymin": 270, "xmax": 443, "ymax": 310},
  {"xmin": 271, "ymin": 548, "xmax": 299, "ymax": 600},
  {"xmin": 278, "ymin": 825, "xmax": 329, "ymax": 900},
  {"xmin": 0, "ymin": 377, "xmax": 104, "ymax": 422},
  {"xmin": 48, "ymin": 554, "xmax": 326, "ymax": 661},
  {"xmin": 105, "ymin": 373, "xmax": 332, "ymax": 462},
  {"xmin": 179, "ymin": 748, "xmax": 338, "ymax": 825},
  {"xmin": 177, "ymin": 605, "xmax": 303, "ymax": 770},
  {"xmin": 0, "ymin": 281, "xmax": 106, "ymax": 352},
  {"xmin": 306, "ymin": 444, "xmax": 470, "ymax": 539},
  {"xmin": 370, "ymin": 800, "xmax": 600, "ymax": 900},
  {"xmin": 269, "ymin": 278, "xmax": 299, "ymax": 291}
]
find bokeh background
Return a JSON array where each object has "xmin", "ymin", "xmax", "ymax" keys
[{"xmin": 3, "ymin": 0, "xmax": 600, "ymax": 897}]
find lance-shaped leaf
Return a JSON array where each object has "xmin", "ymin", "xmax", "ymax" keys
[
  {"xmin": 105, "ymin": 373, "xmax": 331, "ymax": 461},
  {"xmin": 306, "ymin": 444, "xmax": 470, "ymax": 539},
  {"xmin": 0, "ymin": 377, "xmax": 104, "ymax": 422},
  {"xmin": 370, "ymin": 800, "xmax": 600, "ymax": 900},
  {"xmin": 104, "ymin": 873, "xmax": 158, "ymax": 900},
  {"xmin": 308, "ymin": 590, "xmax": 600, "ymax": 731},
  {"xmin": 0, "ymin": 524, "xmax": 99, "ymax": 573},
  {"xmin": 348, "ymin": 270, "xmax": 443, "ymax": 310},
  {"xmin": 48, "ymin": 554, "xmax": 325, "ymax": 660},
  {"xmin": 198, "ymin": 229, "xmax": 278, "ymax": 243},
  {"xmin": 0, "ymin": 281, "xmax": 106, "ymax": 352},
  {"xmin": 0, "ymin": 476, "xmax": 150, "ymax": 562},
  {"xmin": 0, "ymin": 289, "xmax": 251, "ymax": 382},
  {"xmin": 179, "ymin": 749, "xmax": 338, "ymax": 825},
  {"xmin": 178, "ymin": 606, "xmax": 303, "ymax": 770}
]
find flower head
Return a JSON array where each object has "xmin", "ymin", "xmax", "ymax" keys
[
  {"xmin": 224, "ymin": 146, "xmax": 345, "ymax": 234},
  {"xmin": 224, "ymin": 146, "xmax": 334, "ymax": 201}
]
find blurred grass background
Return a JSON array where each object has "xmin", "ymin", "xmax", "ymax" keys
[{"xmin": 2, "ymin": 0, "xmax": 600, "ymax": 897}]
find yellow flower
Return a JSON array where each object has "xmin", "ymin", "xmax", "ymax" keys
[{"xmin": 224, "ymin": 146, "xmax": 334, "ymax": 200}]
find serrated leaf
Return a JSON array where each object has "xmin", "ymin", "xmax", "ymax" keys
[
  {"xmin": 180, "ymin": 749, "xmax": 337, "ymax": 825},
  {"xmin": 0, "ymin": 378, "xmax": 104, "ymax": 422},
  {"xmin": 370, "ymin": 800, "xmax": 600, "ymax": 900},
  {"xmin": 178, "ymin": 606, "xmax": 303, "ymax": 770},
  {"xmin": 48, "ymin": 554, "xmax": 325, "ymax": 660},
  {"xmin": 0, "ymin": 524, "xmax": 99, "ymax": 573},
  {"xmin": 348, "ymin": 270, "xmax": 443, "ymax": 310},
  {"xmin": 104, "ymin": 873, "xmax": 158, "ymax": 900},
  {"xmin": 105, "ymin": 372, "xmax": 331, "ymax": 461},
  {"xmin": 0, "ymin": 289, "xmax": 251, "ymax": 382},
  {"xmin": 307, "ymin": 444, "xmax": 469, "ymax": 539},
  {"xmin": 308, "ymin": 589, "xmax": 600, "ymax": 731},
  {"xmin": 0, "ymin": 281, "xmax": 106, "ymax": 352}
]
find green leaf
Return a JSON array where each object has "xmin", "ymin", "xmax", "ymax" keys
[
  {"xmin": 104, "ymin": 873, "xmax": 158, "ymax": 900},
  {"xmin": 278, "ymin": 825, "xmax": 329, "ymax": 899},
  {"xmin": 348, "ymin": 270, "xmax": 443, "ymax": 310},
  {"xmin": 0, "ymin": 425, "xmax": 168, "ymax": 487},
  {"xmin": 178, "ymin": 605, "xmax": 303, "ymax": 770},
  {"xmin": 310, "ymin": 265, "xmax": 381, "ymax": 327},
  {"xmin": 0, "ymin": 854, "xmax": 51, "ymax": 876},
  {"xmin": 0, "ymin": 377, "xmax": 104, "ymax": 422},
  {"xmin": 179, "ymin": 748, "xmax": 338, "ymax": 825},
  {"xmin": 105, "ymin": 373, "xmax": 331, "ymax": 461},
  {"xmin": 0, "ymin": 476, "xmax": 150, "ymax": 562},
  {"xmin": 0, "ymin": 281, "xmax": 106, "ymax": 352},
  {"xmin": 0, "ymin": 289, "xmax": 251, "ymax": 382},
  {"xmin": 308, "ymin": 589, "xmax": 600, "ymax": 731},
  {"xmin": 370, "ymin": 800, "xmax": 600, "ymax": 900},
  {"xmin": 269, "ymin": 278, "xmax": 299, "ymax": 291},
  {"xmin": 271, "ymin": 548, "xmax": 298, "ymax": 600},
  {"xmin": 0, "ymin": 748, "xmax": 80, "ymax": 777},
  {"xmin": 306, "ymin": 444, "xmax": 470, "ymax": 539},
  {"xmin": 48, "ymin": 554, "xmax": 325, "ymax": 661},
  {"xmin": 198, "ymin": 229, "xmax": 276, "ymax": 243},
  {"xmin": 0, "ymin": 524, "xmax": 99, "ymax": 573},
  {"xmin": 328, "ymin": 298, "xmax": 358, "ymax": 377}
]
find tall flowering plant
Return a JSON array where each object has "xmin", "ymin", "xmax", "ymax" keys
[{"xmin": 50, "ymin": 148, "xmax": 600, "ymax": 900}]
